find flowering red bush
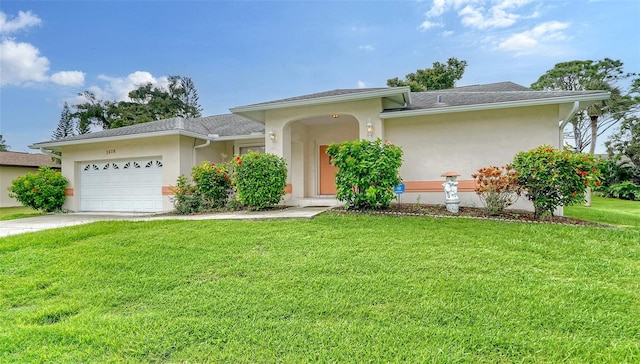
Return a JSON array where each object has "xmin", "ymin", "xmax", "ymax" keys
[{"xmin": 512, "ymin": 145, "xmax": 601, "ymax": 219}]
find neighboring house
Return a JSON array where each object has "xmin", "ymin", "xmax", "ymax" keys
[
  {"xmin": 30, "ymin": 82, "xmax": 609, "ymax": 214},
  {"xmin": 0, "ymin": 151, "xmax": 61, "ymax": 207}
]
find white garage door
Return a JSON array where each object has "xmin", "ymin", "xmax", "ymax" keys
[{"xmin": 79, "ymin": 159, "xmax": 163, "ymax": 212}]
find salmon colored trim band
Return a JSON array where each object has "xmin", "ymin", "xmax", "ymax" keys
[
  {"xmin": 284, "ymin": 184, "xmax": 293, "ymax": 194},
  {"xmin": 65, "ymin": 188, "xmax": 74, "ymax": 196},
  {"xmin": 403, "ymin": 180, "xmax": 475, "ymax": 193},
  {"xmin": 162, "ymin": 186, "xmax": 176, "ymax": 195}
]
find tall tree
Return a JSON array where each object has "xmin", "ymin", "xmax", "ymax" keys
[
  {"xmin": 72, "ymin": 75, "xmax": 203, "ymax": 132},
  {"xmin": 387, "ymin": 57, "xmax": 468, "ymax": 91},
  {"xmin": 606, "ymin": 78, "xmax": 640, "ymax": 167},
  {"xmin": 531, "ymin": 58, "xmax": 638, "ymax": 154},
  {"xmin": 168, "ymin": 75, "xmax": 202, "ymax": 118},
  {"xmin": 0, "ymin": 134, "xmax": 9, "ymax": 151},
  {"xmin": 52, "ymin": 102, "xmax": 76, "ymax": 139}
]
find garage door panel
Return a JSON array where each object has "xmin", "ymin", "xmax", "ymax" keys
[{"xmin": 79, "ymin": 158, "xmax": 163, "ymax": 212}]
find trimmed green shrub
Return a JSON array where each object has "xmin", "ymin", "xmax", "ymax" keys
[
  {"xmin": 192, "ymin": 161, "xmax": 232, "ymax": 209},
  {"xmin": 607, "ymin": 181, "xmax": 640, "ymax": 201},
  {"xmin": 8, "ymin": 166, "xmax": 68, "ymax": 212},
  {"xmin": 326, "ymin": 139, "xmax": 403, "ymax": 210},
  {"xmin": 171, "ymin": 175, "xmax": 200, "ymax": 214},
  {"xmin": 512, "ymin": 145, "xmax": 601, "ymax": 219},
  {"xmin": 234, "ymin": 152, "xmax": 287, "ymax": 210},
  {"xmin": 171, "ymin": 161, "xmax": 232, "ymax": 214}
]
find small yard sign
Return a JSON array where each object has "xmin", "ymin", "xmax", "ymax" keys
[{"xmin": 394, "ymin": 183, "xmax": 405, "ymax": 195}]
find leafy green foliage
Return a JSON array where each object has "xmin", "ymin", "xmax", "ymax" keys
[
  {"xmin": 52, "ymin": 102, "xmax": 75, "ymax": 140},
  {"xmin": 8, "ymin": 166, "xmax": 68, "ymax": 212},
  {"xmin": 234, "ymin": 152, "xmax": 287, "ymax": 210},
  {"xmin": 531, "ymin": 58, "xmax": 639, "ymax": 153},
  {"xmin": 66, "ymin": 75, "xmax": 202, "ymax": 134},
  {"xmin": 472, "ymin": 165, "xmax": 522, "ymax": 215},
  {"xmin": 171, "ymin": 175, "xmax": 201, "ymax": 214},
  {"xmin": 387, "ymin": 57, "xmax": 467, "ymax": 91},
  {"xmin": 192, "ymin": 161, "xmax": 232, "ymax": 209},
  {"xmin": 513, "ymin": 145, "xmax": 601, "ymax": 219},
  {"xmin": 605, "ymin": 181, "xmax": 640, "ymax": 201},
  {"xmin": 171, "ymin": 162, "xmax": 232, "ymax": 214},
  {"xmin": 326, "ymin": 139, "xmax": 403, "ymax": 210},
  {"xmin": 0, "ymin": 134, "xmax": 9, "ymax": 151},
  {"xmin": 606, "ymin": 114, "xmax": 640, "ymax": 172}
]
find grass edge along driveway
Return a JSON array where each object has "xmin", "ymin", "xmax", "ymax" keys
[{"xmin": 1, "ymin": 203, "xmax": 639, "ymax": 362}]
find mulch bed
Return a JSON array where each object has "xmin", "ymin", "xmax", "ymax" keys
[{"xmin": 330, "ymin": 203, "xmax": 612, "ymax": 228}]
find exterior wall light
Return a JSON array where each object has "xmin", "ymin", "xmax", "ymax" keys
[
  {"xmin": 366, "ymin": 122, "xmax": 373, "ymax": 137},
  {"xmin": 269, "ymin": 129, "xmax": 276, "ymax": 142}
]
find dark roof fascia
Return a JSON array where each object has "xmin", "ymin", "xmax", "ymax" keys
[
  {"xmin": 380, "ymin": 92, "xmax": 610, "ymax": 119},
  {"xmin": 230, "ymin": 87, "xmax": 411, "ymax": 122}
]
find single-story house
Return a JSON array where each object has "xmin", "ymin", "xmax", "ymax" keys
[
  {"xmin": 30, "ymin": 81, "xmax": 609, "ymax": 214},
  {"xmin": 0, "ymin": 151, "xmax": 61, "ymax": 207}
]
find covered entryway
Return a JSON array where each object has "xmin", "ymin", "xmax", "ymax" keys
[{"xmin": 79, "ymin": 158, "xmax": 163, "ymax": 212}]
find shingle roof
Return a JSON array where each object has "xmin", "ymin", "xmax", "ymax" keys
[
  {"xmin": 390, "ymin": 82, "xmax": 606, "ymax": 112},
  {"xmin": 31, "ymin": 114, "xmax": 264, "ymax": 146},
  {"xmin": 0, "ymin": 151, "xmax": 60, "ymax": 168},
  {"xmin": 237, "ymin": 88, "xmax": 388, "ymax": 108}
]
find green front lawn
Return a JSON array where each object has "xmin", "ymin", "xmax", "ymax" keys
[
  {"xmin": 565, "ymin": 196, "xmax": 640, "ymax": 229},
  {"xmin": 0, "ymin": 206, "xmax": 43, "ymax": 221},
  {"xmin": 1, "ymin": 214, "xmax": 638, "ymax": 362}
]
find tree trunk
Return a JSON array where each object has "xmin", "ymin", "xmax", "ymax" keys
[
  {"xmin": 584, "ymin": 115, "xmax": 599, "ymax": 207},
  {"xmin": 589, "ymin": 115, "xmax": 598, "ymax": 155}
]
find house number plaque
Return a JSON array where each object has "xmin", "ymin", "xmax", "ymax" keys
[{"xmin": 106, "ymin": 149, "xmax": 116, "ymax": 155}]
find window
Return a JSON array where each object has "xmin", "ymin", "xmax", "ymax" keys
[{"xmin": 239, "ymin": 146, "xmax": 265, "ymax": 155}]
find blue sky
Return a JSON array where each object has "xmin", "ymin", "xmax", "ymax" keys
[{"xmin": 1, "ymin": 0, "xmax": 638, "ymax": 153}]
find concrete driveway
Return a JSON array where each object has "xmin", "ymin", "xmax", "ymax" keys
[{"xmin": 0, "ymin": 207, "xmax": 332, "ymax": 238}]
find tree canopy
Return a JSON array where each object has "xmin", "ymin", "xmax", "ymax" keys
[
  {"xmin": 55, "ymin": 75, "xmax": 203, "ymax": 138},
  {"xmin": 52, "ymin": 102, "xmax": 75, "ymax": 140},
  {"xmin": 531, "ymin": 58, "xmax": 639, "ymax": 154},
  {"xmin": 606, "ymin": 78, "xmax": 640, "ymax": 166},
  {"xmin": 387, "ymin": 57, "xmax": 467, "ymax": 92},
  {"xmin": 0, "ymin": 134, "xmax": 9, "ymax": 151}
]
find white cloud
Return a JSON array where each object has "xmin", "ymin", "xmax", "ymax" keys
[
  {"xmin": 50, "ymin": 71, "xmax": 86, "ymax": 87},
  {"xmin": 0, "ymin": 10, "xmax": 85, "ymax": 88},
  {"xmin": 418, "ymin": 20, "xmax": 443, "ymax": 31},
  {"xmin": 358, "ymin": 45, "xmax": 375, "ymax": 51},
  {"xmin": 357, "ymin": 80, "xmax": 367, "ymax": 88},
  {"xmin": 95, "ymin": 71, "xmax": 169, "ymax": 101},
  {"xmin": 0, "ymin": 10, "xmax": 41, "ymax": 34},
  {"xmin": 422, "ymin": 0, "xmax": 536, "ymax": 30},
  {"xmin": 497, "ymin": 21, "xmax": 570, "ymax": 55},
  {"xmin": 0, "ymin": 39, "xmax": 50, "ymax": 85},
  {"xmin": 0, "ymin": 38, "xmax": 86, "ymax": 87}
]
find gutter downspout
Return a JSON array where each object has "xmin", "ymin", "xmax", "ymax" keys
[
  {"xmin": 558, "ymin": 101, "xmax": 580, "ymax": 149},
  {"xmin": 193, "ymin": 139, "xmax": 211, "ymax": 165},
  {"xmin": 192, "ymin": 134, "xmax": 219, "ymax": 165}
]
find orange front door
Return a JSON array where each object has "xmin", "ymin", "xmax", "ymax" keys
[{"xmin": 319, "ymin": 145, "xmax": 338, "ymax": 195}]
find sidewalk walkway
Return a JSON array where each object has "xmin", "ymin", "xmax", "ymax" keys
[{"xmin": 0, "ymin": 206, "xmax": 333, "ymax": 238}]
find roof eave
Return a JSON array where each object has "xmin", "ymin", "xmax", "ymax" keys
[
  {"xmin": 230, "ymin": 87, "xmax": 411, "ymax": 122},
  {"xmin": 380, "ymin": 92, "xmax": 610, "ymax": 119},
  {"xmin": 30, "ymin": 129, "xmax": 267, "ymax": 151},
  {"xmin": 29, "ymin": 129, "xmax": 211, "ymax": 151}
]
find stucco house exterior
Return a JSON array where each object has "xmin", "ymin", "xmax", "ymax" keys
[
  {"xmin": 30, "ymin": 82, "xmax": 609, "ymax": 213},
  {"xmin": 0, "ymin": 151, "xmax": 61, "ymax": 207}
]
